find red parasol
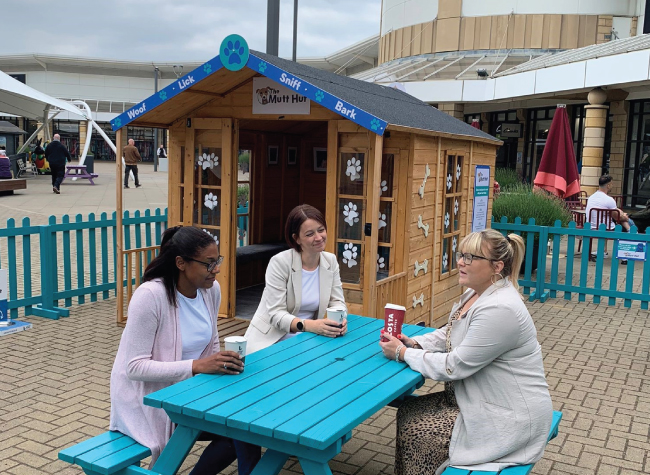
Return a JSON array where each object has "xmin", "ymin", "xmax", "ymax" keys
[
  {"xmin": 533, "ymin": 105, "xmax": 581, "ymax": 198},
  {"xmin": 470, "ymin": 119, "xmax": 480, "ymax": 129}
]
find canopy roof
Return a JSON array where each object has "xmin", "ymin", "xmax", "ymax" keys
[
  {"xmin": 0, "ymin": 70, "xmax": 88, "ymax": 120},
  {"xmin": 112, "ymin": 36, "xmax": 498, "ymax": 144}
]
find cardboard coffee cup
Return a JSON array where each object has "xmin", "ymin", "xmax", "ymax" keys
[
  {"xmin": 381, "ymin": 303, "xmax": 406, "ymax": 342},
  {"xmin": 224, "ymin": 336, "xmax": 247, "ymax": 364},
  {"xmin": 326, "ymin": 307, "xmax": 345, "ymax": 324}
]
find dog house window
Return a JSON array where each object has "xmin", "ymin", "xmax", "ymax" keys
[{"xmin": 441, "ymin": 153, "xmax": 463, "ymax": 275}]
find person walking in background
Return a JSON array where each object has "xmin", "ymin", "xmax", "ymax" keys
[
  {"xmin": 157, "ymin": 144, "xmax": 167, "ymax": 161},
  {"xmin": 44, "ymin": 134, "xmax": 72, "ymax": 194},
  {"xmin": 123, "ymin": 138, "xmax": 142, "ymax": 189}
]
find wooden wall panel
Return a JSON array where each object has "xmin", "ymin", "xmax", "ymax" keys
[
  {"xmin": 460, "ymin": 17, "xmax": 476, "ymax": 51},
  {"xmin": 582, "ymin": 16, "xmax": 598, "ymax": 47},
  {"xmin": 421, "ymin": 21, "xmax": 434, "ymax": 55},
  {"xmin": 438, "ymin": 0, "xmax": 462, "ymax": 20},
  {"xmin": 402, "ymin": 25, "xmax": 412, "ymax": 58},
  {"xmin": 411, "ymin": 23, "xmax": 422, "ymax": 56},
  {"xmin": 530, "ymin": 15, "xmax": 544, "ymax": 49},
  {"xmin": 560, "ymin": 15, "xmax": 580, "ymax": 49},
  {"xmin": 436, "ymin": 17, "xmax": 461, "ymax": 53},
  {"xmin": 477, "ymin": 16, "xmax": 492, "ymax": 49},
  {"xmin": 547, "ymin": 15, "xmax": 562, "ymax": 49}
]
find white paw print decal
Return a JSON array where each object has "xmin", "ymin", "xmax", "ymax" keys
[
  {"xmin": 342, "ymin": 243, "xmax": 358, "ymax": 268},
  {"xmin": 452, "ymin": 236, "xmax": 457, "ymax": 253},
  {"xmin": 446, "ymin": 174, "xmax": 452, "ymax": 190},
  {"xmin": 198, "ymin": 152, "xmax": 217, "ymax": 170},
  {"xmin": 456, "ymin": 164, "xmax": 461, "ymax": 181},
  {"xmin": 345, "ymin": 157, "xmax": 362, "ymax": 181},
  {"xmin": 444, "ymin": 212, "xmax": 450, "ymax": 229},
  {"xmin": 343, "ymin": 202, "xmax": 359, "ymax": 227},
  {"xmin": 377, "ymin": 254, "xmax": 385, "ymax": 272},
  {"xmin": 454, "ymin": 199, "xmax": 459, "ymax": 215},
  {"xmin": 202, "ymin": 228, "xmax": 219, "ymax": 245},
  {"xmin": 379, "ymin": 180, "xmax": 388, "ymax": 196},
  {"xmin": 378, "ymin": 212, "xmax": 387, "ymax": 230},
  {"xmin": 442, "ymin": 252, "xmax": 449, "ymax": 270},
  {"xmin": 204, "ymin": 192, "xmax": 218, "ymax": 210}
]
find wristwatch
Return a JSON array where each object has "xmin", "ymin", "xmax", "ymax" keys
[{"xmin": 296, "ymin": 320, "xmax": 305, "ymax": 332}]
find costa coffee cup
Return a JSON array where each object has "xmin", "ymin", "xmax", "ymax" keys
[
  {"xmin": 326, "ymin": 307, "xmax": 345, "ymax": 324},
  {"xmin": 224, "ymin": 336, "xmax": 247, "ymax": 365},
  {"xmin": 381, "ymin": 303, "xmax": 406, "ymax": 342}
]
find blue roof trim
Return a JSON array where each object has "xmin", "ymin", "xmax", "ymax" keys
[
  {"xmin": 248, "ymin": 54, "xmax": 387, "ymax": 136},
  {"xmin": 111, "ymin": 56, "xmax": 224, "ymax": 131}
]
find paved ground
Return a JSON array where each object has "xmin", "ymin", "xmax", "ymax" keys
[{"xmin": 1, "ymin": 296, "xmax": 649, "ymax": 475}]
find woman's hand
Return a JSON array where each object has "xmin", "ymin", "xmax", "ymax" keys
[
  {"xmin": 305, "ymin": 318, "xmax": 346, "ymax": 337},
  {"xmin": 192, "ymin": 351, "xmax": 244, "ymax": 375},
  {"xmin": 379, "ymin": 332, "xmax": 404, "ymax": 360},
  {"xmin": 397, "ymin": 333, "xmax": 418, "ymax": 349}
]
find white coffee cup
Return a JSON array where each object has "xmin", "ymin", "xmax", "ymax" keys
[
  {"xmin": 326, "ymin": 307, "xmax": 346, "ymax": 324},
  {"xmin": 224, "ymin": 336, "xmax": 247, "ymax": 363}
]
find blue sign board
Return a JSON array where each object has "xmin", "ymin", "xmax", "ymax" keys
[{"xmin": 112, "ymin": 35, "xmax": 387, "ymax": 136}]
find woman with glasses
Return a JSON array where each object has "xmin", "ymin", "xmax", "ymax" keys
[
  {"xmin": 380, "ymin": 229, "xmax": 553, "ymax": 475},
  {"xmin": 245, "ymin": 204, "xmax": 347, "ymax": 354},
  {"xmin": 110, "ymin": 226, "xmax": 260, "ymax": 475}
]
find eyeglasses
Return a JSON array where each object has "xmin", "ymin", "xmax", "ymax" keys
[
  {"xmin": 455, "ymin": 252, "xmax": 489, "ymax": 265},
  {"xmin": 185, "ymin": 256, "xmax": 224, "ymax": 273}
]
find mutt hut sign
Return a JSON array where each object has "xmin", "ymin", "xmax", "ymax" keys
[{"xmin": 252, "ymin": 77, "xmax": 310, "ymax": 115}]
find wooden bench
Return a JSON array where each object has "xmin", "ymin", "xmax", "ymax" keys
[
  {"xmin": 441, "ymin": 410, "xmax": 562, "ymax": 475},
  {"xmin": 0, "ymin": 178, "xmax": 27, "ymax": 195},
  {"xmin": 59, "ymin": 430, "xmax": 151, "ymax": 475}
]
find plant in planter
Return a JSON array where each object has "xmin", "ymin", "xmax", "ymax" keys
[
  {"xmin": 492, "ymin": 184, "xmax": 572, "ymax": 272},
  {"xmin": 495, "ymin": 167, "xmax": 523, "ymax": 191}
]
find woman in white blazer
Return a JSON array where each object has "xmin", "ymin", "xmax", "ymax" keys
[
  {"xmin": 245, "ymin": 204, "xmax": 348, "ymax": 354},
  {"xmin": 380, "ymin": 229, "xmax": 553, "ymax": 475}
]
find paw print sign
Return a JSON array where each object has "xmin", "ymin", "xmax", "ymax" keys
[
  {"xmin": 343, "ymin": 202, "xmax": 359, "ymax": 227},
  {"xmin": 342, "ymin": 243, "xmax": 358, "ymax": 268},
  {"xmin": 315, "ymin": 90, "xmax": 325, "ymax": 102},
  {"xmin": 204, "ymin": 192, "xmax": 218, "ymax": 211},
  {"xmin": 158, "ymin": 91, "xmax": 167, "ymax": 101},
  {"xmin": 203, "ymin": 229, "xmax": 220, "ymax": 245},
  {"xmin": 113, "ymin": 118, "xmax": 122, "ymax": 128},
  {"xmin": 197, "ymin": 152, "xmax": 217, "ymax": 170},
  {"xmin": 378, "ymin": 212, "xmax": 387, "ymax": 230},
  {"xmin": 220, "ymin": 34, "xmax": 249, "ymax": 71},
  {"xmin": 345, "ymin": 157, "xmax": 362, "ymax": 182}
]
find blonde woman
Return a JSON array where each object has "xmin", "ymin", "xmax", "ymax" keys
[{"xmin": 380, "ymin": 229, "xmax": 552, "ymax": 475}]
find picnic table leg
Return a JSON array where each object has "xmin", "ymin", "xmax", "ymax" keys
[
  {"xmin": 298, "ymin": 458, "xmax": 333, "ymax": 475},
  {"xmin": 151, "ymin": 425, "xmax": 201, "ymax": 475},
  {"xmin": 249, "ymin": 449, "xmax": 288, "ymax": 475}
]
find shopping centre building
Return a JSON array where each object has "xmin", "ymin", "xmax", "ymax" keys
[{"xmin": 3, "ymin": 1, "xmax": 650, "ymax": 205}]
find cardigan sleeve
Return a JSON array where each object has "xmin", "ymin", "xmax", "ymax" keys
[
  {"xmin": 404, "ymin": 302, "xmax": 521, "ymax": 381},
  {"xmin": 412, "ymin": 326, "xmax": 447, "ymax": 352},
  {"xmin": 123, "ymin": 286, "xmax": 194, "ymax": 382}
]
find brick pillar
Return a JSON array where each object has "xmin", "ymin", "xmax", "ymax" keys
[
  {"xmin": 581, "ymin": 88, "xmax": 608, "ymax": 196},
  {"xmin": 597, "ymin": 16, "xmax": 613, "ymax": 44},
  {"xmin": 608, "ymin": 101, "xmax": 628, "ymax": 197},
  {"xmin": 438, "ymin": 103, "xmax": 465, "ymax": 120}
]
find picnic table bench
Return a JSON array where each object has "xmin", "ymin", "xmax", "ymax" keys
[
  {"xmin": 62, "ymin": 164, "xmax": 98, "ymax": 185},
  {"xmin": 59, "ymin": 315, "xmax": 562, "ymax": 475}
]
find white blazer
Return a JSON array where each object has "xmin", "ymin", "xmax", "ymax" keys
[{"xmin": 244, "ymin": 249, "xmax": 346, "ymax": 354}]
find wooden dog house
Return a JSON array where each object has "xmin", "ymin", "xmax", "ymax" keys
[{"xmin": 112, "ymin": 35, "xmax": 500, "ymax": 327}]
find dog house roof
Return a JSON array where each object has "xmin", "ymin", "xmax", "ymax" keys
[{"xmin": 111, "ymin": 36, "xmax": 498, "ymax": 144}]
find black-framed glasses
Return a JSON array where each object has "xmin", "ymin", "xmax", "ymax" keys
[
  {"xmin": 455, "ymin": 252, "xmax": 489, "ymax": 265},
  {"xmin": 185, "ymin": 256, "xmax": 224, "ymax": 273}
]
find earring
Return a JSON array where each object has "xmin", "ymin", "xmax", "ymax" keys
[{"xmin": 491, "ymin": 272, "xmax": 507, "ymax": 287}]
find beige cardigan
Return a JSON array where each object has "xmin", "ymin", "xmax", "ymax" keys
[
  {"xmin": 404, "ymin": 282, "xmax": 553, "ymax": 474},
  {"xmin": 244, "ymin": 249, "xmax": 346, "ymax": 354},
  {"xmin": 109, "ymin": 279, "xmax": 221, "ymax": 466}
]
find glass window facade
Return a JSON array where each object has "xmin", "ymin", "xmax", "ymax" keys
[{"xmin": 624, "ymin": 100, "xmax": 650, "ymax": 207}]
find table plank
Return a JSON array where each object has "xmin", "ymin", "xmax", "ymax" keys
[
  {"xmin": 209, "ymin": 320, "xmax": 385, "ymax": 426},
  {"xmin": 181, "ymin": 317, "xmax": 379, "ymax": 418}
]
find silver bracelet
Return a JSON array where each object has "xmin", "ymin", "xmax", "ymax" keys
[{"xmin": 395, "ymin": 344, "xmax": 405, "ymax": 362}]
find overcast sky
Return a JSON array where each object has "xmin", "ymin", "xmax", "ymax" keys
[{"xmin": 3, "ymin": 0, "xmax": 381, "ymax": 61}]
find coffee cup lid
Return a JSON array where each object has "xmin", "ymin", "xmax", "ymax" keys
[{"xmin": 224, "ymin": 336, "xmax": 247, "ymax": 343}]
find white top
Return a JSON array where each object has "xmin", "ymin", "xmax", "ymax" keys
[
  {"xmin": 176, "ymin": 291, "xmax": 213, "ymax": 360},
  {"xmin": 586, "ymin": 190, "xmax": 618, "ymax": 230},
  {"xmin": 279, "ymin": 267, "xmax": 320, "ymax": 342}
]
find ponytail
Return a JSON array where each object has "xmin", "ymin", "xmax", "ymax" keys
[{"xmin": 506, "ymin": 233, "xmax": 525, "ymax": 291}]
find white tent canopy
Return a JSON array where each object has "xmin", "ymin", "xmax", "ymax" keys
[{"xmin": 0, "ymin": 69, "xmax": 88, "ymax": 120}]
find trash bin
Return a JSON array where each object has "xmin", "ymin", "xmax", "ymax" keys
[{"xmin": 83, "ymin": 154, "xmax": 94, "ymax": 174}]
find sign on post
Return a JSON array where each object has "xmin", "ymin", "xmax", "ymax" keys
[
  {"xmin": 252, "ymin": 77, "xmax": 310, "ymax": 115},
  {"xmin": 472, "ymin": 165, "xmax": 491, "ymax": 232},
  {"xmin": 617, "ymin": 241, "xmax": 646, "ymax": 261}
]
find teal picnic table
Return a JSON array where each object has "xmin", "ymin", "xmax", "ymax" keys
[{"xmin": 144, "ymin": 314, "xmax": 434, "ymax": 475}]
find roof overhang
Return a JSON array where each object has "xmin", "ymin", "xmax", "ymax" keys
[{"xmin": 0, "ymin": 69, "xmax": 89, "ymax": 120}]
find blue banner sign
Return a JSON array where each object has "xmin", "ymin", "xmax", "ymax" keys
[
  {"xmin": 111, "ymin": 56, "xmax": 224, "ymax": 131},
  {"xmin": 247, "ymin": 54, "xmax": 386, "ymax": 135}
]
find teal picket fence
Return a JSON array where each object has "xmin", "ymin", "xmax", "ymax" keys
[
  {"xmin": 0, "ymin": 208, "xmax": 168, "ymax": 320},
  {"xmin": 492, "ymin": 216, "xmax": 650, "ymax": 308}
]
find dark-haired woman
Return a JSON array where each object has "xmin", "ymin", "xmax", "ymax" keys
[
  {"xmin": 380, "ymin": 229, "xmax": 552, "ymax": 475},
  {"xmin": 109, "ymin": 226, "xmax": 260, "ymax": 475},
  {"xmin": 245, "ymin": 204, "xmax": 347, "ymax": 354}
]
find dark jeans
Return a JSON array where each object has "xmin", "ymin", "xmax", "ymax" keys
[
  {"xmin": 189, "ymin": 433, "xmax": 261, "ymax": 475},
  {"xmin": 124, "ymin": 164, "xmax": 140, "ymax": 186},
  {"xmin": 50, "ymin": 162, "xmax": 65, "ymax": 189}
]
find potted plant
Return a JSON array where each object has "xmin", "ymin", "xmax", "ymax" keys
[{"xmin": 492, "ymin": 184, "xmax": 572, "ymax": 272}]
